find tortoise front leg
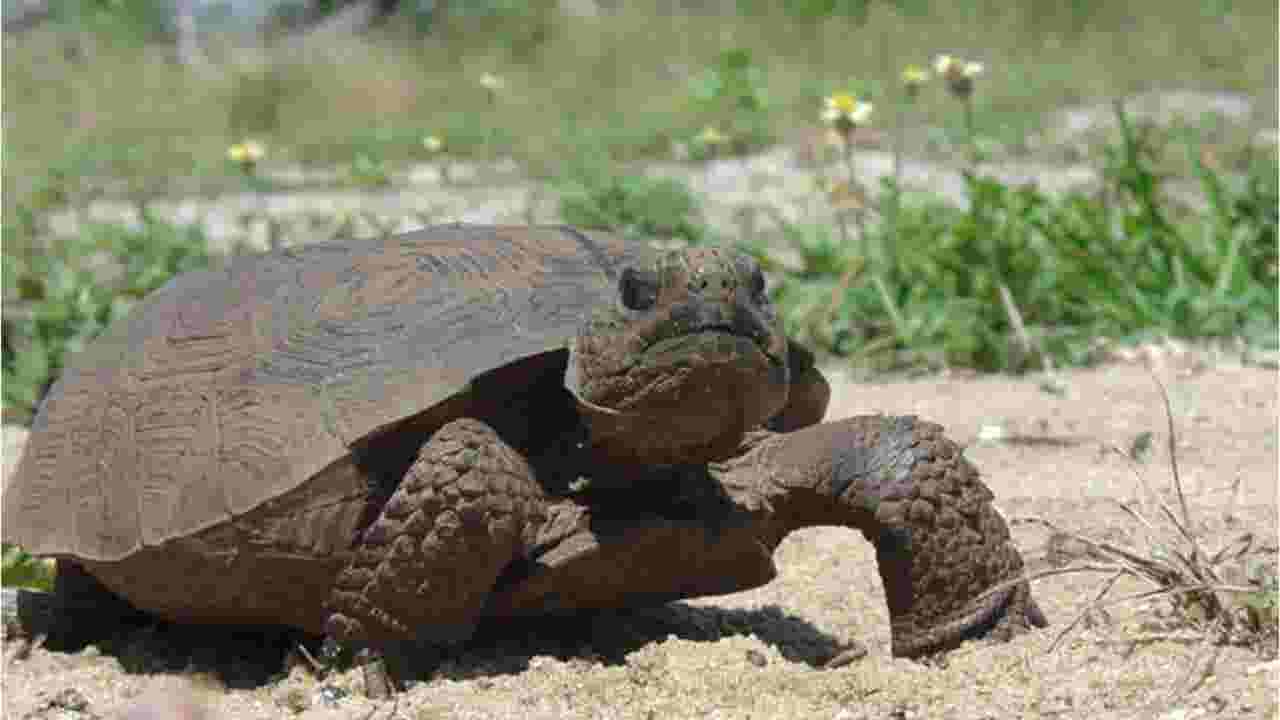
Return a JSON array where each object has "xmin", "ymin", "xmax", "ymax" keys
[
  {"xmin": 323, "ymin": 417, "xmax": 544, "ymax": 691},
  {"xmin": 726, "ymin": 414, "xmax": 1047, "ymax": 658}
]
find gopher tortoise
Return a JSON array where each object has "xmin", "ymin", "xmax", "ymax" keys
[{"xmin": 4, "ymin": 224, "xmax": 1044, "ymax": 668}]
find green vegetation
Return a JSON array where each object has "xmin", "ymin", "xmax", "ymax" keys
[
  {"xmin": 756, "ymin": 104, "xmax": 1278, "ymax": 371},
  {"xmin": 1, "ymin": 544, "xmax": 55, "ymax": 592},
  {"xmin": 3, "ymin": 209, "xmax": 211, "ymax": 423},
  {"xmin": 5, "ymin": 1, "xmax": 1276, "ymax": 206},
  {"xmin": 556, "ymin": 151, "xmax": 712, "ymax": 246},
  {"xmin": 1, "ymin": 1, "xmax": 1276, "ymax": 600},
  {"xmin": 3, "ymin": 111, "xmax": 1276, "ymax": 422}
]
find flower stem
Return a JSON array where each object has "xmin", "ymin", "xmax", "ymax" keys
[
  {"xmin": 842, "ymin": 133, "xmax": 856, "ymax": 181},
  {"xmin": 893, "ymin": 102, "xmax": 904, "ymax": 186},
  {"xmin": 963, "ymin": 95, "xmax": 978, "ymax": 169}
]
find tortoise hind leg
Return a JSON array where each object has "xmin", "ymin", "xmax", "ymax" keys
[{"xmin": 323, "ymin": 418, "xmax": 543, "ymax": 688}]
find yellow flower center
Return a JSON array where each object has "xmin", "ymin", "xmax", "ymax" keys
[{"xmin": 828, "ymin": 93, "xmax": 858, "ymax": 114}]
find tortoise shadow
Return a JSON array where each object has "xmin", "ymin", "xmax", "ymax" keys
[
  {"xmin": 9, "ymin": 588, "xmax": 852, "ymax": 689},
  {"xmin": 445, "ymin": 602, "xmax": 852, "ymax": 678}
]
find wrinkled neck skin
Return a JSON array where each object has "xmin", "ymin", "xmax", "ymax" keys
[{"xmin": 711, "ymin": 415, "xmax": 1046, "ymax": 658}]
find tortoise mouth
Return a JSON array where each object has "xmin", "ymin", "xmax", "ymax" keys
[{"xmin": 642, "ymin": 326, "xmax": 785, "ymax": 371}]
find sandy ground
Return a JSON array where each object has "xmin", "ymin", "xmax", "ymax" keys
[{"xmin": 2, "ymin": 357, "xmax": 1277, "ymax": 720}]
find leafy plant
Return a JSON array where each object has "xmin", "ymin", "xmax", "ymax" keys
[
  {"xmin": 348, "ymin": 151, "xmax": 393, "ymax": 188},
  {"xmin": 2, "ymin": 210, "xmax": 211, "ymax": 422},
  {"xmin": 1, "ymin": 544, "xmax": 55, "ymax": 591},
  {"xmin": 757, "ymin": 103, "xmax": 1279, "ymax": 372},
  {"xmin": 687, "ymin": 48, "xmax": 774, "ymax": 156},
  {"xmin": 555, "ymin": 153, "xmax": 711, "ymax": 245}
]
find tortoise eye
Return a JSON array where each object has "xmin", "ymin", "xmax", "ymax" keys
[{"xmin": 620, "ymin": 267, "xmax": 659, "ymax": 311}]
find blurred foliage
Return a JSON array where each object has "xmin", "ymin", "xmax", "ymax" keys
[
  {"xmin": 2, "ymin": 207, "xmax": 211, "ymax": 423},
  {"xmin": 9, "ymin": 0, "xmax": 1275, "ymax": 204},
  {"xmin": 348, "ymin": 150, "xmax": 393, "ymax": 187},
  {"xmin": 226, "ymin": 63, "xmax": 295, "ymax": 139},
  {"xmin": 1, "ymin": 544, "xmax": 55, "ymax": 592},
  {"xmin": 43, "ymin": 0, "xmax": 175, "ymax": 45},
  {"xmin": 555, "ymin": 150, "xmax": 711, "ymax": 246},
  {"xmin": 685, "ymin": 48, "xmax": 774, "ymax": 157}
]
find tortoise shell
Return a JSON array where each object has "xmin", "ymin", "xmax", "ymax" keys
[{"xmin": 3, "ymin": 225, "xmax": 648, "ymax": 563}]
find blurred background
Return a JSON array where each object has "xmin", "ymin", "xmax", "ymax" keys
[{"xmin": 1, "ymin": 0, "xmax": 1277, "ymax": 424}]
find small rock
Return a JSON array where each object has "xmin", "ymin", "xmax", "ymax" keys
[
  {"xmin": 312, "ymin": 684, "xmax": 348, "ymax": 708},
  {"xmin": 976, "ymin": 423, "xmax": 1008, "ymax": 443},
  {"xmin": 745, "ymin": 648, "xmax": 767, "ymax": 667}
]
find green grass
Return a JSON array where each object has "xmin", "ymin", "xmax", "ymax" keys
[
  {"xmin": 555, "ymin": 147, "xmax": 713, "ymax": 246},
  {"xmin": 1, "ymin": 544, "xmax": 55, "ymax": 592},
  {"xmin": 4, "ymin": 1, "xmax": 1276, "ymax": 211},
  {"xmin": 753, "ymin": 103, "xmax": 1278, "ymax": 372},
  {"xmin": 3, "ymin": 100, "xmax": 1273, "ymax": 424}
]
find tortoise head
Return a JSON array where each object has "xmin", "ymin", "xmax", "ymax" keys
[{"xmin": 567, "ymin": 246, "xmax": 789, "ymax": 465}]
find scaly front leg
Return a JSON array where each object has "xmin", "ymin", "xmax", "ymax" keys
[
  {"xmin": 324, "ymin": 417, "xmax": 546, "ymax": 694},
  {"xmin": 720, "ymin": 414, "xmax": 1047, "ymax": 658}
]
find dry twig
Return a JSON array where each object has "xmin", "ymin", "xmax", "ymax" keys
[{"xmin": 977, "ymin": 374, "xmax": 1274, "ymax": 656}]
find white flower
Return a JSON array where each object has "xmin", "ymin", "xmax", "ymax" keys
[
  {"xmin": 479, "ymin": 72, "xmax": 505, "ymax": 91},
  {"xmin": 227, "ymin": 140, "xmax": 265, "ymax": 164},
  {"xmin": 934, "ymin": 54, "xmax": 984, "ymax": 97},
  {"xmin": 821, "ymin": 93, "xmax": 873, "ymax": 128},
  {"xmin": 901, "ymin": 65, "xmax": 930, "ymax": 87}
]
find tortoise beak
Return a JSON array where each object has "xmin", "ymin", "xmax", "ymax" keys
[{"xmin": 657, "ymin": 293, "xmax": 786, "ymax": 369}]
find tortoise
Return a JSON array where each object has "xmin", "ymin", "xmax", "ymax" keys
[{"xmin": 3, "ymin": 224, "xmax": 1044, "ymax": 671}]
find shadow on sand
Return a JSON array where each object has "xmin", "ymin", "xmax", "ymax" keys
[{"xmin": 5, "ymin": 587, "xmax": 857, "ymax": 690}]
